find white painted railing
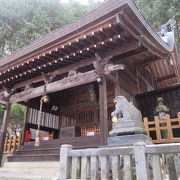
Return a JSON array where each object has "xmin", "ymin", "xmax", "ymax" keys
[{"xmin": 59, "ymin": 142, "xmax": 180, "ymax": 180}]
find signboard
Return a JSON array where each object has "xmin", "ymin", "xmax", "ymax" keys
[{"xmin": 87, "ymin": 131, "xmax": 95, "ymax": 136}]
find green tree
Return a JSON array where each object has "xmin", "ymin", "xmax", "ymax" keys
[
  {"xmin": 135, "ymin": 0, "xmax": 180, "ymax": 49},
  {"xmin": 9, "ymin": 104, "xmax": 24, "ymax": 135},
  {"xmin": 0, "ymin": 0, "xmax": 105, "ymax": 58},
  {"xmin": 0, "ymin": 0, "xmax": 179, "ymax": 58},
  {"xmin": 0, "ymin": 103, "xmax": 24, "ymax": 135}
]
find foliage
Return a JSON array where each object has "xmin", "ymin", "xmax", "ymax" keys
[
  {"xmin": 135, "ymin": 0, "xmax": 180, "ymax": 49},
  {"xmin": 9, "ymin": 104, "xmax": 24, "ymax": 135},
  {"xmin": 0, "ymin": 0, "xmax": 105, "ymax": 58},
  {"xmin": 0, "ymin": 0, "xmax": 179, "ymax": 58},
  {"xmin": 0, "ymin": 103, "xmax": 24, "ymax": 135}
]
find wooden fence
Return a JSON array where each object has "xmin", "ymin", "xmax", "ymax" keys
[
  {"xmin": 143, "ymin": 113, "xmax": 180, "ymax": 144},
  {"xmin": 3, "ymin": 133, "xmax": 21, "ymax": 154},
  {"xmin": 59, "ymin": 143, "xmax": 180, "ymax": 180}
]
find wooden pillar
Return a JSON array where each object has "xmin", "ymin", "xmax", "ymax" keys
[
  {"xmin": 99, "ymin": 76, "xmax": 108, "ymax": 145},
  {"xmin": 58, "ymin": 113, "xmax": 62, "ymax": 139},
  {"xmin": 136, "ymin": 66, "xmax": 140, "ymax": 94},
  {"xmin": 114, "ymin": 71, "xmax": 120, "ymax": 96},
  {"xmin": 0, "ymin": 102, "xmax": 11, "ymax": 166},
  {"xmin": 22, "ymin": 105, "xmax": 29, "ymax": 143}
]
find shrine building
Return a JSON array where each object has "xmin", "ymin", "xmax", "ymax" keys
[{"xmin": 0, "ymin": 0, "xmax": 179, "ymax": 162}]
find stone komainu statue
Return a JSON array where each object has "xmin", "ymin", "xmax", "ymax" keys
[
  {"xmin": 111, "ymin": 96, "xmax": 142, "ymax": 122},
  {"xmin": 154, "ymin": 97, "xmax": 169, "ymax": 120},
  {"xmin": 109, "ymin": 96, "xmax": 145, "ymax": 136}
]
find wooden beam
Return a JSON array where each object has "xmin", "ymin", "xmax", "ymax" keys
[
  {"xmin": 116, "ymin": 13, "xmax": 138, "ymax": 40},
  {"xmin": 12, "ymin": 40, "xmax": 139, "ymax": 91},
  {"xmin": 142, "ymin": 56, "xmax": 160, "ymax": 66},
  {"xmin": 10, "ymin": 70, "xmax": 98, "ymax": 103},
  {"xmin": 136, "ymin": 70, "xmax": 154, "ymax": 91},
  {"xmin": 13, "ymin": 56, "xmax": 97, "ymax": 89},
  {"xmin": 99, "ymin": 40, "xmax": 140, "ymax": 59},
  {"xmin": 157, "ymin": 74, "xmax": 176, "ymax": 82},
  {"xmin": 116, "ymin": 50, "xmax": 148, "ymax": 63},
  {"xmin": 0, "ymin": 40, "xmax": 139, "ymax": 98},
  {"xmin": 0, "ymin": 102, "xmax": 11, "ymax": 166},
  {"xmin": 99, "ymin": 76, "xmax": 108, "ymax": 145},
  {"xmin": 1, "ymin": 31, "xmax": 122, "ymax": 87},
  {"xmin": 116, "ymin": 13, "xmax": 166, "ymax": 58}
]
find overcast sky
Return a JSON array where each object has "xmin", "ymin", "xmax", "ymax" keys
[{"xmin": 61, "ymin": 0, "xmax": 104, "ymax": 5}]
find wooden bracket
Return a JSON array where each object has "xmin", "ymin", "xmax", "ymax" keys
[
  {"xmin": 0, "ymin": 87, "xmax": 15, "ymax": 101},
  {"xmin": 41, "ymin": 72, "xmax": 56, "ymax": 85},
  {"xmin": 24, "ymin": 84, "xmax": 32, "ymax": 91},
  {"xmin": 68, "ymin": 69, "xmax": 79, "ymax": 77},
  {"xmin": 94, "ymin": 53, "xmax": 125, "ymax": 83}
]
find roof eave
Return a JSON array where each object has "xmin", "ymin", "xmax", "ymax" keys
[{"xmin": 0, "ymin": 0, "xmax": 174, "ymax": 69}]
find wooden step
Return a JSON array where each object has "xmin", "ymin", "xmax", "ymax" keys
[
  {"xmin": 8, "ymin": 154, "xmax": 59, "ymax": 162},
  {"xmin": 17, "ymin": 147, "xmax": 59, "ymax": 152},
  {"xmin": 10, "ymin": 136, "xmax": 101, "ymax": 162},
  {"xmin": 18, "ymin": 144, "xmax": 59, "ymax": 150},
  {"xmin": 14, "ymin": 148, "xmax": 59, "ymax": 156},
  {"xmin": 18, "ymin": 143, "xmax": 98, "ymax": 152}
]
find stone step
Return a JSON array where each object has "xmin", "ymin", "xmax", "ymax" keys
[
  {"xmin": 0, "ymin": 173, "xmax": 57, "ymax": 180},
  {"xmin": 3, "ymin": 161, "xmax": 59, "ymax": 168},
  {"xmin": 0, "ymin": 161, "xmax": 59, "ymax": 177},
  {"xmin": 0, "ymin": 168, "xmax": 59, "ymax": 176}
]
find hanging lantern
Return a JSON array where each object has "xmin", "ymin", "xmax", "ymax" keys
[{"xmin": 42, "ymin": 95, "xmax": 50, "ymax": 103}]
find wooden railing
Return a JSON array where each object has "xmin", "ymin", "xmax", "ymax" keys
[
  {"xmin": 143, "ymin": 113, "xmax": 180, "ymax": 144},
  {"xmin": 59, "ymin": 143, "xmax": 180, "ymax": 180},
  {"xmin": 3, "ymin": 133, "xmax": 22, "ymax": 154}
]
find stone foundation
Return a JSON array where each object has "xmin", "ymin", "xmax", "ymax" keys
[{"xmin": 108, "ymin": 134, "xmax": 151, "ymax": 146}]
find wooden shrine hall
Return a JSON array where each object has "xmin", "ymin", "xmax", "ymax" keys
[{"xmin": 0, "ymin": 0, "xmax": 179, "ymax": 162}]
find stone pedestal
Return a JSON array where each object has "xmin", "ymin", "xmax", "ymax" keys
[
  {"xmin": 107, "ymin": 120, "xmax": 151, "ymax": 146},
  {"xmin": 109, "ymin": 120, "xmax": 146, "ymax": 136},
  {"xmin": 108, "ymin": 134, "xmax": 151, "ymax": 146}
]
